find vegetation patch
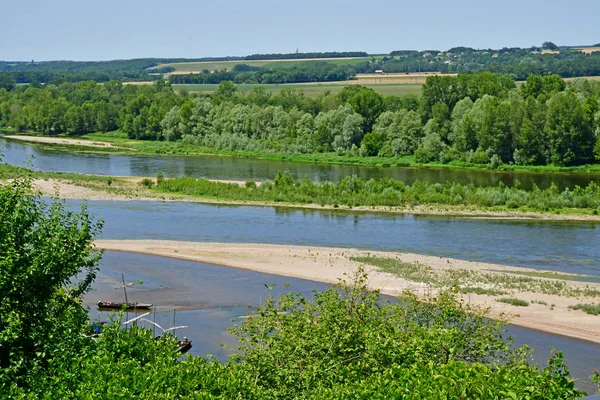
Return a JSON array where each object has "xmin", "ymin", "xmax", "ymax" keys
[
  {"xmin": 497, "ymin": 298, "xmax": 530, "ymax": 307},
  {"xmin": 461, "ymin": 287, "xmax": 507, "ymax": 296},
  {"xmin": 352, "ymin": 255, "xmax": 600, "ymax": 298},
  {"xmin": 494, "ymin": 270, "xmax": 594, "ymax": 282},
  {"xmin": 569, "ymin": 303, "xmax": 600, "ymax": 315},
  {"xmin": 148, "ymin": 171, "xmax": 600, "ymax": 215}
]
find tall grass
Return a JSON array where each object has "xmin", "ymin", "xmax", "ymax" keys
[{"xmin": 154, "ymin": 172, "xmax": 600, "ymax": 213}]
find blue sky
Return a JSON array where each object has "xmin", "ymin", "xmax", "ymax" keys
[{"xmin": 2, "ymin": 0, "xmax": 599, "ymax": 61}]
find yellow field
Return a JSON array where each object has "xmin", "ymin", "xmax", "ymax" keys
[
  {"xmin": 577, "ymin": 47, "xmax": 600, "ymax": 54},
  {"xmin": 542, "ymin": 47, "xmax": 600, "ymax": 55},
  {"xmin": 564, "ymin": 76, "xmax": 600, "ymax": 82}
]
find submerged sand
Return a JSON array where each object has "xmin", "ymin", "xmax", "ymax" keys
[{"xmin": 95, "ymin": 239, "xmax": 600, "ymax": 344}]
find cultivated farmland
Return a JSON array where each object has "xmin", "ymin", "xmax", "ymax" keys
[{"xmin": 172, "ymin": 82, "xmax": 423, "ymax": 97}]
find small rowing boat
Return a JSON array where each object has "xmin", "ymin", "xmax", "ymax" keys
[{"xmin": 97, "ymin": 301, "xmax": 153, "ymax": 310}]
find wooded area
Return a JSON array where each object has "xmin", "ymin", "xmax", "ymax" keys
[{"xmin": 1, "ymin": 72, "xmax": 599, "ymax": 167}]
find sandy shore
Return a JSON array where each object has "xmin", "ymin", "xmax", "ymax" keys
[
  {"xmin": 95, "ymin": 239, "xmax": 600, "ymax": 344},
  {"xmin": 4, "ymin": 135, "xmax": 130, "ymax": 150},
  {"xmin": 30, "ymin": 177, "xmax": 600, "ymax": 222}
]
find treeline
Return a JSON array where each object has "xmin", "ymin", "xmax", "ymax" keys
[
  {"xmin": 244, "ymin": 51, "xmax": 368, "ymax": 60},
  {"xmin": 371, "ymin": 48, "xmax": 600, "ymax": 79},
  {"xmin": 4, "ymin": 47, "xmax": 600, "ymax": 85},
  {"xmin": 0, "ymin": 58, "xmax": 227, "ymax": 73},
  {"xmin": 168, "ymin": 61, "xmax": 356, "ymax": 84},
  {"xmin": 2, "ymin": 70, "xmax": 159, "ymax": 84},
  {"xmin": 2, "ymin": 72, "xmax": 600, "ymax": 167}
]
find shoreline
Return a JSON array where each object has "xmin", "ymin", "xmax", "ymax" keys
[
  {"xmin": 30, "ymin": 177, "xmax": 600, "ymax": 222},
  {"xmin": 95, "ymin": 239, "xmax": 600, "ymax": 344},
  {"xmin": 4, "ymin": 133, "xmax": 600, "ymax": 174}
]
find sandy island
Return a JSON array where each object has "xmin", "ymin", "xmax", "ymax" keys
[
  {"xmin": 29, "ymin": 177, "xmax": 600, "ymax": 222},
  {"xmin": 95, "ymin": 239, "xmax": 600, "ymax": 344}
]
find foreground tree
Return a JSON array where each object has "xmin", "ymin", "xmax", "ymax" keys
[{"xmin": 0, "ymin": 168, "xmax": 102, "ymax": 393}]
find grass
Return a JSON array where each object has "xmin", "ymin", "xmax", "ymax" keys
[
  {"xmin": 496, "ymin": 298, "xmax": 529, "ymax": 307},
  {"xmin": 568, "ymin": 303, "xmax": 600, "ymax": 315},
  {"xmin": 350, "ymin": 256, "xmax": 438, "ymax": 285},
  {"xmin": 531, "ymin": 300, "xmax": 548, "ymax": 305},
  {"xmin": 172, "ymin": 83, "xmax": 423, "ymax": 97},
  {"xmin": 491, "ymin": 270, "xmax": 595, "ymax": 283},
  {"xmin": 461, "ymin": 287, "xmax": 507, "ymax": 296},
  {"xmin": 351, "ymin": 255, "xmax": 600, "ymax": 298}
]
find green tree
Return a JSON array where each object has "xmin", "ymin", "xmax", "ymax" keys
[
  {"xmin": 345, "ymin": 86, "xmax": 384, "ymax": 133},
  {"xmin": 216, "ymin": 80, "xmax": 238, "ymax": 99},
  {"xmin": 546, "ymin": 91, "xmax": 595, "ymax": 165},
  {"xmin": 0, "ymin": 74, "xmax": 16, "ymax": 91},
  {"xmin": 360, "ymin": 132, "xmax": 384, "ymax": 156},
  {"xmin": 0, "ymin": 171, "xmax": 102, "ymax": 392}
]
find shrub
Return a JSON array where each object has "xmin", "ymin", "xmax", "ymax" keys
[
  {"xmin": 156, "ymin": 171, "xmax": 165, "ymax": 185},
  {"xmin": 497, "ymin": 298, "xmax": 529, "ymax": 307},
  {"xmin": 140, "ymin": 178, "xmax": 154, "ymax": 188}
]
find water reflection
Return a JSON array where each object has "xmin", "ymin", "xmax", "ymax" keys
[{"xmin": 4, "ymin": 137, "xmax": 600, "ymax": 190}]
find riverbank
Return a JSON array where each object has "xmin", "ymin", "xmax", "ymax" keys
[
  {"xmin": 5, "ymin": 133, "xmax": 600, "ymax": 174},
  {"xmin": 25, "ymin": 176, "xmax": 600, "ymax": 221},
  {"xmin": 94, "ymin": 239, "xmax": 600, "ymax": 344}
]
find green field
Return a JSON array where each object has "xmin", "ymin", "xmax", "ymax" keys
[
  {"xmin": 172, "ymin": 83, "xmax": 423, "ymax": 97},
  {"xmin": 156, "ymin": 57, "xmax": 375, "ymax": 72}
]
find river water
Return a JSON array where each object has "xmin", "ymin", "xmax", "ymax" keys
[
  {"xmin": 68, "ymin": 199, "xmax": 600, "ymax": 275},
  {"xmin": 3, "ymin": 136, "xmax": 600, "ymax": 189}
]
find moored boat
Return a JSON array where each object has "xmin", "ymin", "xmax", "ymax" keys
[
  {"xmin": 97, "ymin": 301, "xmax": 153, "ymax": 310},
  {"xmin": 176, "ymin": 338, "xmax": 192, "ymax": 354}
]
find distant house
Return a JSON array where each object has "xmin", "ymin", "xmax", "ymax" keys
[
  {"xmin": 492, "ymin": 53, "xmax": 499, "ymax": 58},
  {"xmin": 423, "ymin": 52, "xmax": 431, "ymax": 58},
  {"xmin": 375, "ymin": 70, "xmax": 384, "ymax": 74}
]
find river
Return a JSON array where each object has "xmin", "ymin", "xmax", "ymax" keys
[
  {"xmin": 3, "ymin": 136, "xmax": 600, "ymax": 189},
  {"xmin": 66, "ymin": 199, "xmax": 600, "ymax": 275}
]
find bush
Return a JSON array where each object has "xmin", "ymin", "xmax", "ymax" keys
[
  {"xmin": 140, "ymin": 178, "xmax": 154, "ymax": 188},
  {"xmin": 156, "ymin": 171, "xmax": 165, "ymax": 185}
]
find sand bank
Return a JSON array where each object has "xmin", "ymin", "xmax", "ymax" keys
[
  {"xmin": 30, "ymin": 177, "xmax": 600, "ymax": 222},
  {"xmin": 95, "ymin": 239, "xmax": 600, "ymax": 344},
  {"xmin": 5, "ymin": 135, "xmax": 129, "ymax": 149}
]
